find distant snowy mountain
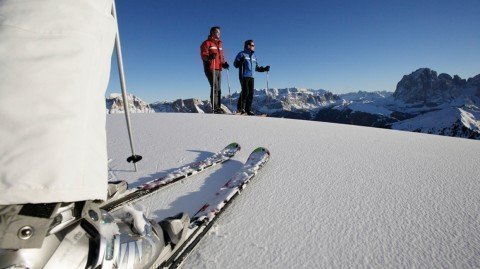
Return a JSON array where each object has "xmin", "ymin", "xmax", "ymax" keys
[
  {"xmin": 106, "ymin": 68, "xmax": 480, "ymax": 140},
  {"xmin": 391, "ymin": 106, "xmax": 480, "ymax": 139},
  {"xmin": 149, "ymin": 87, "xmax": 337, "ymax": 117},
  {"xmin": 106, "ymin": 93, "xmax": 154, "ymax": 114},
  {"xmin": 226, "ymin": 88, "xmax": 340, "ymax": 119},
  {"xmin": 321, "ymin": 69, "xmax": 480, "ymax": 139},
  {"xmin": 150, "ymin": 98, "xmax": 232, "ymax": 114},
  {"xmin": 393, "ymin": 68, "xmax": 476, "ymax": 105}
]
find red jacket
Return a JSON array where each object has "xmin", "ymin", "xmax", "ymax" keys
[{"xmin": 200, "ymin": 36, "xmax": 226, "ymax": 71}]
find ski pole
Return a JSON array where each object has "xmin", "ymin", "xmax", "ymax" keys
[
  {"xmin": 112, "ymin": 1, "xmax": 142, "ymax": 171},
  {"xmin": 266, "ymin": 71, "xmax": 269, "ymax": 91},
  {"xmin": 238, "ymin": 59, "xmax": 244, "ymax": 113},
  {"xmin": 226, "ymin": 68, "xmax": 232, "ymax": 106},
  {"xmin": 212, "ymin": 58, "xmax": 216, "ymax": 113}
]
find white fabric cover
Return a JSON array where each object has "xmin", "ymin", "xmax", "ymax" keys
[{"xmin": 0, "ymin": 0, "xmax": 116, "ymax": 204}]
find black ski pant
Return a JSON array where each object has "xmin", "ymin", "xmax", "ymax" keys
[
  {"xmin": 237, "ymin": 77, "xmax": 254, "ymax": 112},
  {"xmin": 204, "ymin": 68, "xmax": 222, "ymax": 111}
]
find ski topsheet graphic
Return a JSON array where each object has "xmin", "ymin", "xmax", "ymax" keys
[
  {"xmin": 101, "ymin": 142, "xmax": 241, "ymax": 211},
  {"xmin": 158, "ymin": 147, "xmax": 271, "ymax": 269}
]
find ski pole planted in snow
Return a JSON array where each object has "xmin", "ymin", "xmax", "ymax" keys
[
  {"xmin": 212, "ymin": 58, "xmax": 217, "ymax": 113},
  {"xmin": 226, "ymin": 68, "xmax": 232, "ymax": 106},
  {"xmin": 266, "ymin": 71, "xmax": 270, "ymax": 91},
  {"xmin": 112, "ymin": 1, "xmax": 142, "ymax": 171}
]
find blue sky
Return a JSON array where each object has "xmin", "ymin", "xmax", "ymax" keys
[{"xmin": 107, "ymin": 0, "xmax": 480, "ymax": 103}]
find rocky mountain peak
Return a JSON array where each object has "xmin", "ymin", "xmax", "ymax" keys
[
  {"xmin": 393, "ymin": 68, "xmax": 473, "ymax": 105},
  {"xmin": 467, "ymin": 74, "xmax": 480, "ymax": 98},
  {"xmin": 106, "ymin": 93, "xmax": 154, "ymax": 113}
]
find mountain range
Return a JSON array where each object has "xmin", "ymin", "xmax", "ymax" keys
[{"xmin": 106, "ymin": 68, "xmax": 480, "ymax": 140}]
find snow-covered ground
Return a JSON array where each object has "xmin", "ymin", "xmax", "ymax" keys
[
  {"xmin": 392, "ymin": 107, "xmax": 480, "ymax": 134},
  {"xmin": 107, "ymin": 113, "xmax": 480, "ymax": 268}
]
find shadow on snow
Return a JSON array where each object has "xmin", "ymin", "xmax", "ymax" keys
[{"xmin": 150, "ymin": 159, "xmax": 244, "ymax": 220}]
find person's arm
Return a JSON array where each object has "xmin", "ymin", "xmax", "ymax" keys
[
  {"xmin": 233, "ymin": 52, "xmax": 243, "ymax": 68},
  {"xmin": 220, "ymin": 44, "xmax": 226, "ymax": 64},
  {"xmin": 255, "ymin": 57, "xmax": 270, "ymax": 72},
  {"xmin": 200, "ymin": 41, "xmax": 210, "ymax": 62},
  {"xmin": 220, "ymin": 45, "xmax": 229, "ymax": 69}
]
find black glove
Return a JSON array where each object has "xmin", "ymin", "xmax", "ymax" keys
[
  {"xmin": 264, "ymin": 65, "xmax": 270, "ymax": 72},
  {"xmin": 209, "ymin": 53, "xmax": 217, "ymax": 60},
  {"xmin": 222, "ymin": 62, "xmax": 229, "ymax": 69}
]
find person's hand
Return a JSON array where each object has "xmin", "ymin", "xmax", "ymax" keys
[
  {"xmin": 209, "ymin": 53, "xmax": 217, "ymax": 60},
  {"xmin": 222, "ymin": 62, "xmax": 229, "ymax": 69},
  {"xmin": 264, "ymin": 65, "xmax": 270, "ymax": 72}
]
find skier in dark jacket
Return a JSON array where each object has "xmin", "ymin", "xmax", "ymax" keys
[
  {"xmin": 234, "ymin": 39, "xmax": 270, "ymax": 115},
  {"xmin": 200, "ymin": 26, "xmax": 229, "ymax": 113}
]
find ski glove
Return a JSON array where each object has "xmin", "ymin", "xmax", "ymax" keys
[
  {"xmin": 256, "ymin": 65, "xmax": 270, "ymax": 72},
  {"xmin": 222, "ymin": 62, "xmax": 230, "ymax": 69},
  {"xmin": 209, "ymin": 53, "xmax": 217, "ymax": 60}
]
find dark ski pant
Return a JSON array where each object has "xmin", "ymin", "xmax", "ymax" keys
[
  {"xmin": 204, "ymin": 68, "xmax": 222, "ymax": 111},
  {"xmin": 237, "ymin": 77, "xmax": 254, "ymax": 112}
]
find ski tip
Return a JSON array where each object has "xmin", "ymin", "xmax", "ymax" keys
[
  {"xmin": 227, "ymin": 142, "xmax": 241, "ymax": 150},
  {"xmin": 252, "ymin": 147, "xmax": 270, "ymax": 155}
]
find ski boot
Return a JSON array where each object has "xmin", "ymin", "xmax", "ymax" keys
[
  {"xmin": 0, "ymin": 202, "xmax": 190, "ymax": 269},
  {"xmin": 213, "ymin": 108, "xmax": 225, "ymax": 114}
]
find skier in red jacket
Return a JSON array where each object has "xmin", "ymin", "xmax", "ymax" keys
[{"xmin": 200, "ymin": 26, "xmax": 229, "ymax": 113}]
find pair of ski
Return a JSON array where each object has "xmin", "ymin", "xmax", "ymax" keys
[{"xmin": 101, "ymin": 143, "xmax": 270, "ymax": 268}]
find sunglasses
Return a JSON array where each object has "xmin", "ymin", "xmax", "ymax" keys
[{"xmin": 250, "ymin": 44, "xmax": 255, "ymax": 47}]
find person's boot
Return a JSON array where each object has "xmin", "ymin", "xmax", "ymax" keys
[
  {"xmin": 215, "ymin": 108, "xmax": 227, "ymax": 114},
  {"xmin": 0, "ymin": 202, "xmax": 190, "ymax": 269},
  {"xmin": 247, "ymin": 111, "xmax": 255, "ymax": 116},
  {"xmin": 84, "ymin": 205, "xmax": 168, "ymax": 269}
]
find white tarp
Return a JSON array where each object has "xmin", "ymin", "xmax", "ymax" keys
[{"xmin": 0, "ymin": 0, "xmax": 116, "ymax": 204}]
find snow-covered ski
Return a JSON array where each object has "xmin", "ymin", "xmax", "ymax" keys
[
  {"xmin": 157, "ymin": 147, "xmax": 271, "ymax": 269},
  {"xmin": 100, "ymin": 142, "xmax": 241, "ymax": 212}
]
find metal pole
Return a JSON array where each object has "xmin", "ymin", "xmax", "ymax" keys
[
  {"xmin": 238, "ymin": 60, "xmax": 245, "ymax": 114},
  {"xmin": 226, "ymin": 69, "xmax": 232, "ymax": 107},
  {"xmin": 266, "ymin": 71, "xmax": 269, "ymax": 91},
  {"xmin": 212, "ymin": 59, "xmax": 216, "ymax": 113},
  {"xmin": 112, "ymin": 1, "xmax": 142, "ymax": 171}
]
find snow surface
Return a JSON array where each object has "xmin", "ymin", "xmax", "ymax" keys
[{"xmin": 106, "ymin": 113, "xmax": 480, "ymax": 268}]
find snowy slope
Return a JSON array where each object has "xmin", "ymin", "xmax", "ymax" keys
[
  {"xmin": 106, "ymin": 113, "xmax": 480, "ymax": 268},
  {"xmin": 392, "ymin": 107, "xmax": 480, "ymax": 136}
]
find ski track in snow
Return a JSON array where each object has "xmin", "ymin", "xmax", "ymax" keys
[{"xmin": 106, "ymin": 113, "xmax": 480, "ymax": 269}]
